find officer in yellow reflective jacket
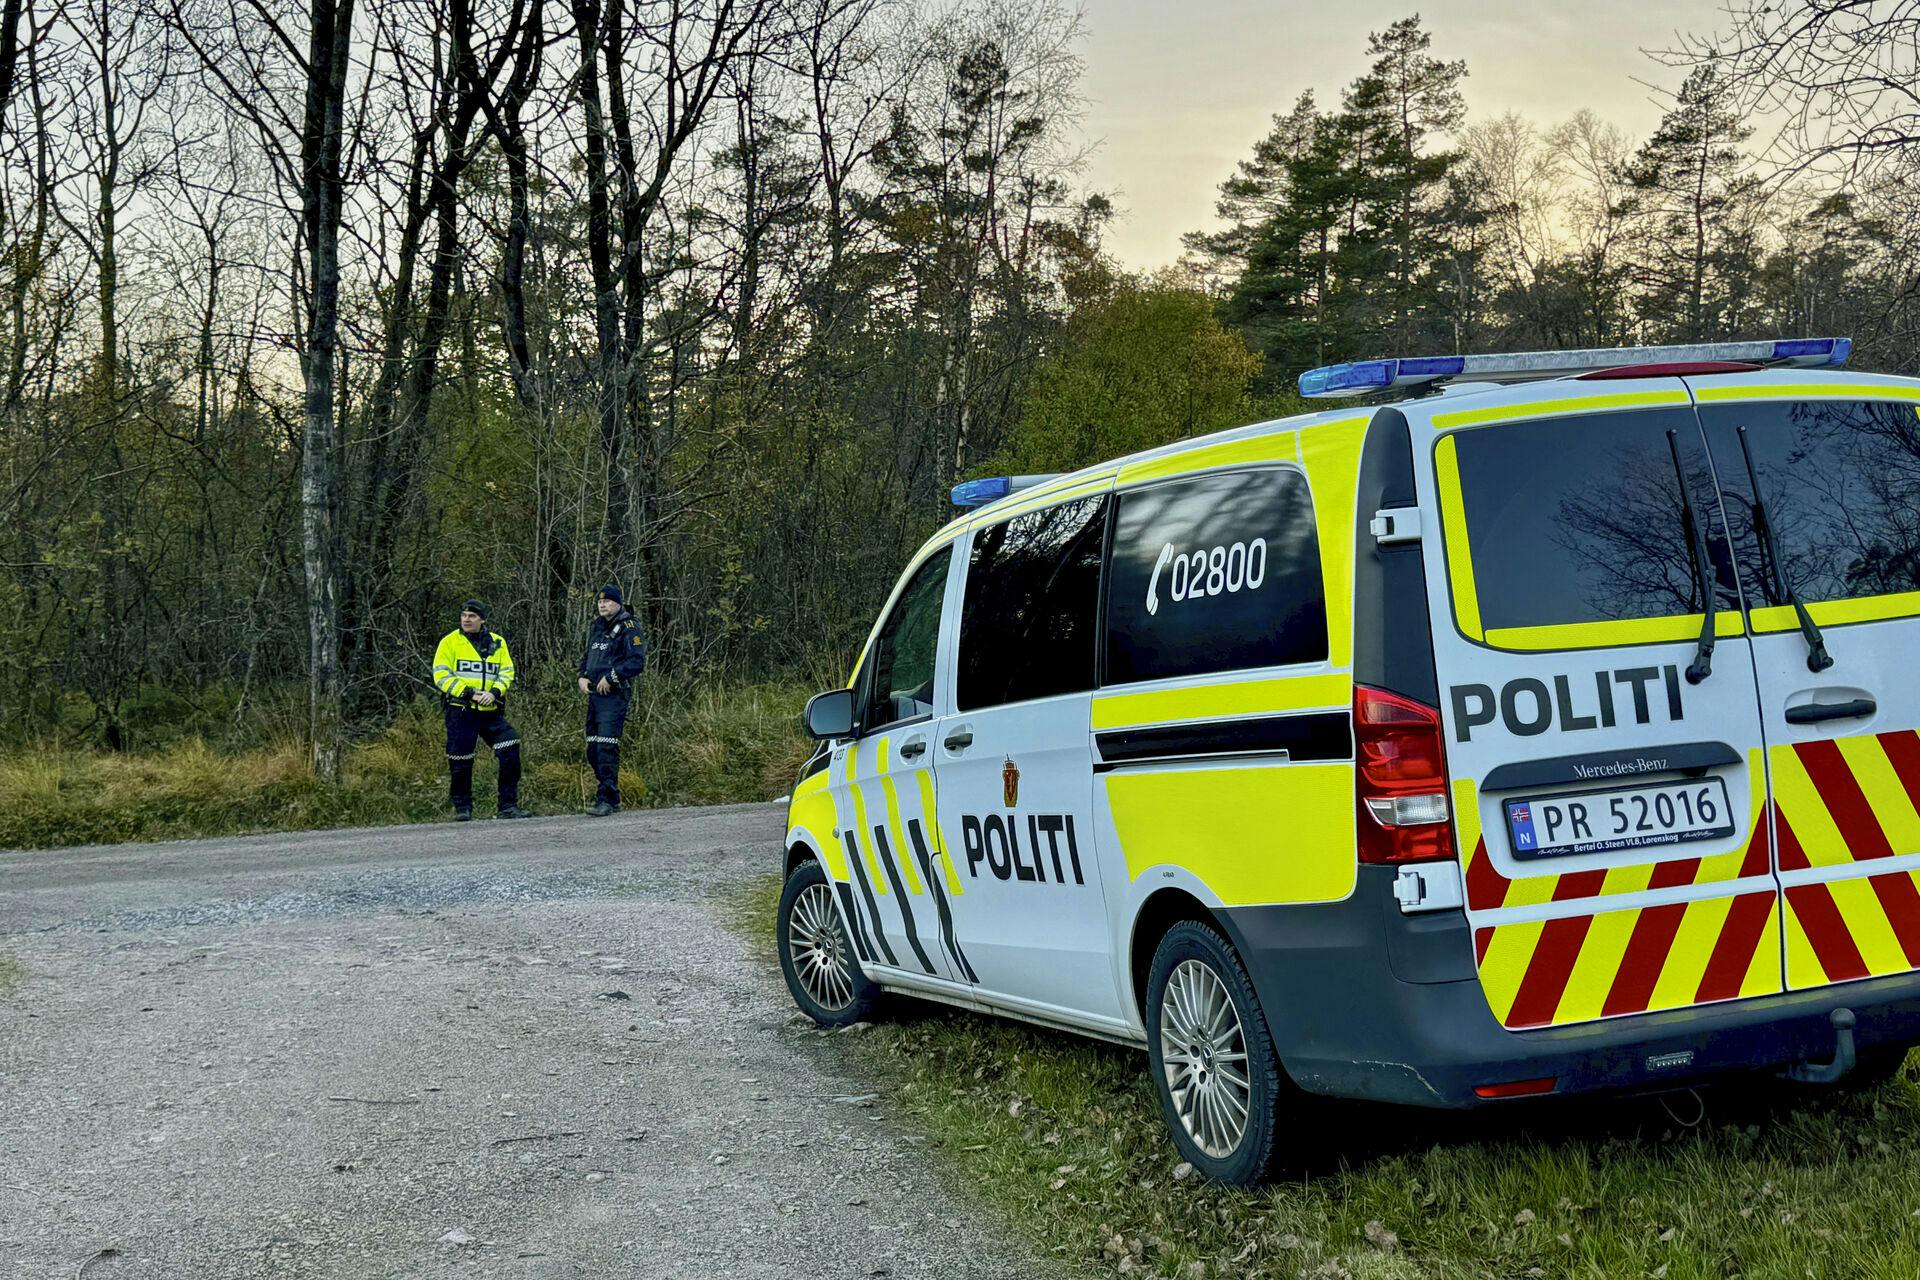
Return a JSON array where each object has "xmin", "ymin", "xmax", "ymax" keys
[{"xmin": 432, "ymin": 599, "xmax": 531, "ymax": 821}]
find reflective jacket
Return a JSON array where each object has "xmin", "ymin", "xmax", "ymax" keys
[
  {"xmin": 433, "ymin": 629, "xmax": 516, "ymax": 709},
  {"xmin": 580, "ymin": 609, "xmax": 647, "ymax": 689}
]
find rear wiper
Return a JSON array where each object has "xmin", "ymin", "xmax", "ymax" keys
[
  {"xmin": 1666, "ymin": 429, "xmax": 1717, "ymax": 684},
  {"xmin": 1735, "ymin": 425, "xmax": 1834, "ymax": 673}
]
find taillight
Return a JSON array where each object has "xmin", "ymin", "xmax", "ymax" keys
[
  {"xmin": 1473, "ymin": 1076, "xmax": 1557, "ymax": 1099},
  {"xmin": 1354, "ymin": 684, "xmax": 1455, "ymax": 864}
]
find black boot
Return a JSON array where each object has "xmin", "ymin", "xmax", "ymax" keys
[
  {"xmin": 587, "ymin": 800, "xmax": 618, "ymax": 817},
  {"xmin": 497, "ymin": 804, "xmax": 532, "ymax": 819}
]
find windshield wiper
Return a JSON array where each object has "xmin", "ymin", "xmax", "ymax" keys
[
  {"xmin": 1735, "ymin": 425, "xmax": 1834, "ymax": 673},
  {"xmin": 1666, "ymin": 429, "xmax": 1717, "ymax": 685}
]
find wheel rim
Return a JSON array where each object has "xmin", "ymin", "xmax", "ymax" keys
[
  {"xmin": 788, "ymin": 883, "xmax": 855, "ymax": 1012},
  {"xmin": 1158, "ymin": 958, "xmax": 1252, "ymax": 1160}
]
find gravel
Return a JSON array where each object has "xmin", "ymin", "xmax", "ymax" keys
[{"xmin": 0, "ymin": 804, "xmax": 1053, "ymax": 1279}]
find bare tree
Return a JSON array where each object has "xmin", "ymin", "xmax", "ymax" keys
[{"xmin": 1675, "ymin": 1, "xmax": 1920, "ymax": 183}]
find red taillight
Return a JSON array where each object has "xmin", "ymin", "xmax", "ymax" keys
[
  {"xmin": 1473, "ymin": 1076, "xmax": 1557, "ymax": 1099},
  {"xmin": 1576, "ymin": 361, "xmax": 1758, "ymax": 380},
  {"xmin": 1354, "ymin": 684, "xmax": 1455, "ymax": 865}
]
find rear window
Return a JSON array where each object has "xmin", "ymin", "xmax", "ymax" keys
[
  {"xmin": 1440, "ymin": 407, "xmax": 1741, "ymax": 639},
  {"xmin": 956, "ymin": 495, "xmax": 1108, "ymax": 711},
  {"xmin": 1695, "ymin": 398, "xmax": 1920, "ymax": 611},
  {"xmin": 1104, "ymin": 468, "xmax": 1327, "ymax": 684}
]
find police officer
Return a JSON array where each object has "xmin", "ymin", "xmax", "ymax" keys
[
  {"xmin": 432, "ymin": 599, "xmax": 531, "ymax": 821},
  {"xmin": 578, "ymin": 585, "xmax": 646, "ymax": 816}
]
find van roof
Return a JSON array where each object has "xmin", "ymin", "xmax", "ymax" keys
[{"xmin": 933, "ymin": 365, "xmax": 1920, "ymax": 544}]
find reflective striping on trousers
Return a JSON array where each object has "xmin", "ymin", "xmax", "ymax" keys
[
  {"xmin": 446, "ymin": 752, "xmax": 475, "ymax": 761},
  {"xmin": 492, "ymin": 738, "xmax": 520, "ymax": 750},
  {"xmin": 585, "ymin": 735, "xmax": 621, "ymax": 744}
]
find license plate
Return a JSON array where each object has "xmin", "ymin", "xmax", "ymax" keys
[{"xmin": 1505, "ymin": 777, "xmax": 1735, "ymax": 860}]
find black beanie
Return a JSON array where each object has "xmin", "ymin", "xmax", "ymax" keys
[
  {"xmin": 598, "ymin": 584, "xmax": 623, "ymax": 605},
  {"xmin": 462, "ymin": 598, "xmax": 488, "ymax": 619}
]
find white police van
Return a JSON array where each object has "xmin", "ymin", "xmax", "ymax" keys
[{"xmin": 777, "ymin": 338, "xmax": 1920, "ymax": 1184}]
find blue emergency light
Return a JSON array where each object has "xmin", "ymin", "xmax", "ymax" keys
[
  {"xmin": 950, "ymin": 474, "xmax": 1063, "ymax": 509},
  {"xmin": 1297, "ymin": 338, "xmax": 1851, "ymax": 398}
]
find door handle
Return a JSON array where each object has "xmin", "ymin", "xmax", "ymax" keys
[
  {"xmin": 1786, "ymin": 697, "xmax": 1876, "ymax": 725},
  {"xmin": 943, "ymin": 728, "xmax": 974, "ymax": 752},
  {"xmin": 898, "ymin": 736, "xmax": 927, "ymax": 760}
]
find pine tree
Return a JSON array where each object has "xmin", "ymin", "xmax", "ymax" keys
[
  {"xmin": 1213, "ymin": 15, "xmax": 1468, "ymax": 386},
  {"xmin": 1338, "ymin": 15, "xmax": 1469, "ymax": 353},
  {"xmin": 1619, "ymin": 65, "xmax": 1759, "ymax": 342},
  {"xmin": 1181, "ymin": 92, "xmax": 1320, "ymax": 287}
]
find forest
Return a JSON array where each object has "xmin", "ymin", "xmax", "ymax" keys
[{"xmin": 2, "ymin": 0, "xmax": 1918, "ymax": 786}]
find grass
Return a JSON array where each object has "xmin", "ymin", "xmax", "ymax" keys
[
  {"xmin": 730, "ymin": 872, "xmax": 1920, "ymax": 1280},
  {"xmin": 0, "ymin": 954, "xmax": 22, "ymax": 995},
  {"xmin": 0, "ymin": 676, "xmax": 817, "ymax": 850}
]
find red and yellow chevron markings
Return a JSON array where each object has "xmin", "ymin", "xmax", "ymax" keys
[
  {"xmin": 1460, "ymin": 764, "xmax": 1780, "ymax": 1030},
  {"xmin": 1775, "ymin": 730, "xmax": 1920, "ymax": 989}
]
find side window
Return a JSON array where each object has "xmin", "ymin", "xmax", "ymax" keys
[
  {"xmin": 956, "ymin": 495, "xmax": 1108, "ymax": 712},
  {"xmin": 1104, "ymin": 469, "xmax": 1327, "ymax": 684},
  {"xmin": 1696, "ymin": 399, "xmax": 1920, "ymax": 613},
  {"xmin": 859, "ymin": 546, "xmax": 952, "ymax": 732}
]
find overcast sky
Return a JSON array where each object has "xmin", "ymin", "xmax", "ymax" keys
[{"xmin": 1078, "ymin": 0, "xmax": 1734, "ymax": 270}]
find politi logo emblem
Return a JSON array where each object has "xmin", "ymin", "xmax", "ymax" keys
[{"xmin": 1002, "ymin": 757, "xmax": 1019, "ymax": 808}]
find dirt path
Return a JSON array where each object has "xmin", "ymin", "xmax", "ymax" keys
[{"xmin": 0, "ymin": 804, "xmax": 1051, "ymax": 1279}]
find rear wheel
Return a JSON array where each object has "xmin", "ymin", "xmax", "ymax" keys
[
  {"xmin": 777, "ymin": 859, "xmax": 876, "ymax": 1027},
  {"xmin": 1144, "ymin": 920, "xmax": 1288, "ymax": 1186}
]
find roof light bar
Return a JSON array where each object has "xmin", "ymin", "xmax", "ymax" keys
[
  {"xmin": 1297, "ymin": 338, "xmax": 1851, "ymax": 399},
  {"xmin": 949, "ymin": 473, "xmax": 1062, "ymax": 509}
]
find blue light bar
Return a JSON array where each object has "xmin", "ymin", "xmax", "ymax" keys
[
  {"xmin": 1297, "ymin": 338, "xmax": 1852, "ymax": 398},
  {"xmin": 1770, "ymin": 337, "xmax": 1850, "ymax": 365},
  {"xmin": 949, "ymin": 474, "xmax": 1064, "ymax": 509},
  {"xmin": 1298, "ymin": 360, "xmax": 1393, "ymax": 397},
  {"xmin": 951, "ymin": 477, "xmax": 1011, "ymax": 508}
]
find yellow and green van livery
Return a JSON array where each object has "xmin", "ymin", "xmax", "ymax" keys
[{"xmin": 777, "ymin": 337, "xmax": 1920, "ymax": 1186}]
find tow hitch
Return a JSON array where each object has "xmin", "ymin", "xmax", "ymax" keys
[{"xmin": 1782, "ymin": 1008, "xmax": 1857, "ymax": 1084}]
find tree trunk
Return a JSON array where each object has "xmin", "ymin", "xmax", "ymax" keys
[
  {"xmin": 572, "ymin": 0, "xmax": 629, "ymax": 570},
  {"xmin": 299, "ymin": 0, "xmax": 356, "ymax": 781}
]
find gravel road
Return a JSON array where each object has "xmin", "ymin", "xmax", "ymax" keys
[{"xmin": 0, "ymin": 804, "xmax": 1052, "ymax": 1280}]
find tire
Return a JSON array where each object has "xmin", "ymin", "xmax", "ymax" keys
[
  {"xmin": 777, "ymin": 859, "xmax": 877, "ymax": 1027},
  {"xmin": 1144, "ymin": 919, "xmax": 1288, "ymax": 1186}
]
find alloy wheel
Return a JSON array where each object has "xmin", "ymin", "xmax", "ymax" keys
[
  {"xmin": 788, "ymin": 882, "xmax": 854, "ymax": 1011},
  {"xmin": 1158, "ymin": 958, "xmax": 1252, "ymax": 1159}
]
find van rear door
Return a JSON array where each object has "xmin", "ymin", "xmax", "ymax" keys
[
  {"xmin": 1414, "ymin": 378, "xmax": 1781, "ymax": 1030},
  {"xmin": 1690, "ymin": 374, "xmax": 1920, "ymax": 991}
]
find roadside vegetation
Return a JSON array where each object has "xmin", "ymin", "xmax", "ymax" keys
[
  {"xmin": 735, "ymin": 873, "xmax": 1920, "ymax": 1280},
  {"xmin": 0, "ymin": 676, "xmax": 814, "ymax": 851}
]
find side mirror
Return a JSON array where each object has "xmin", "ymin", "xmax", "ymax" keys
[{"xmin": 803, "ymin": 688, "xmax": 856, "ymax": 740}]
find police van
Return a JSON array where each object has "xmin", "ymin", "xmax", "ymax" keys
[{"xmin": 775, "ymin": 337, "xmax": 1920, "ymax": 1184}]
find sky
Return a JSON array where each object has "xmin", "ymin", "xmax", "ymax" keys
[{"xmin": 1077, "ymin": 0, "xmax": 1734, "ymax": 270}]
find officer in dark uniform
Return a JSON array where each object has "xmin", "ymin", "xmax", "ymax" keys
[
  {"xmin": 432, "ymin": 599, "xmax": 532, "ymax": 821},
  {"xmin": 578, "ymin": 585, "xmax": 647, "ymax": 816}
]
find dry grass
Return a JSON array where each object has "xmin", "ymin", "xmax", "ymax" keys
[{"xmin": 0, "ymin": 676, "xmax": 816, "ymax": 850}]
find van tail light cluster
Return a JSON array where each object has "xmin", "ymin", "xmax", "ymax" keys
[{"xmin": 1354, "ymin": 684, "xmax": 1456, "ymax": 865}]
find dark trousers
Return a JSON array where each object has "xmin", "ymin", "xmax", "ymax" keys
[
  {"xmin": 445, "ymin": 703, "xmax": 521, "ymax": 811},
  {"xmin": 585, "ymin": 689, "xmax": 630, "ymax": 806}
]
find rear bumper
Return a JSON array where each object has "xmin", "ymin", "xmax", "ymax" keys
[{"xmin": 1220, "ymin": 867, "xmax": 1920, "ymax": 1108}]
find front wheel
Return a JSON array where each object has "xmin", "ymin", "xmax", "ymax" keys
[
  {"xmin": 1145, "ymin": 920, "xmax": 1288, "ymax": 1186},
  {"xmin": 777, "ymin": 859, "xmax": 877, "ymax": 1027}
]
